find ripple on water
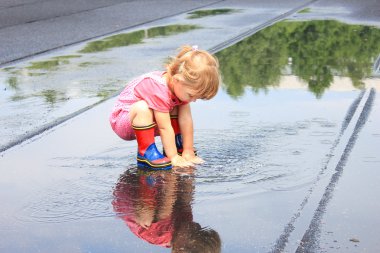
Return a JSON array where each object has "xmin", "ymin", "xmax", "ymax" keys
[
  {"xmin": 17, "ymin": 180, "xmax": 115, "ymax": 223},
  {"xmin": 320, "ymin": 139, "xmax": 333, "ymax": 145},
  {"xmin": 312, "ymin": 117, "xmax": 336, "ymax": 128},
  {"xmin": 296, "ymin": 120, "xmax": 311, "ymax": 129},
  {"xmin": 193, "ymin": 114, "xmax": 340, "ymax": 200},
  {"xmin": 16, "ymin": 150, "xmax": 134, "ymax": 223},
  {"xmin": 195, "ymin": 128, "xmax": 293, "ymax": 199},
  {"xmin": 310, "ymin": 131, "xmax": 336, "ymax": 137}
]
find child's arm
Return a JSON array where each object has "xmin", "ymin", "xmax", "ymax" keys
[
  {"xmin": 178, "ymin": 104, "xmax": 204, "ymax": 164},
  {"xmin": 156, "ymin": 173, "xmax": 177, "ymax": 220},
  {"xmin": 154, "ymin": 110, "xmax": 193, "ymax": 167}
]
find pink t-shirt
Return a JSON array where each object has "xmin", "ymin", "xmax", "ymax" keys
[
  {"xmin": 109, "ymin": 71, "xmax": 187, "ymax": 140},
  {"xmin": 123, "ymin": 216, "xmax": 174, "ymax": 248},
  {"xmin": 113, "ymin": 71, "xmax": 185, "ymax": 114}
]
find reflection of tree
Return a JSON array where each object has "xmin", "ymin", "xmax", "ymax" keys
[
  {"xmin": 216, "ymin": 25, "xmax": 288, "ymax": 98},
  {"xmin": 80, "ymin": 25, "xmax": 199, "ymax": 53},
  {"xmin": 79, "ymin": 30, "xmax": 145, "ymax": 53},
  {"xmin": 187, "ymin": 9, "xmax": 239, "ymax": 19},
  {"xmin": 147, "ymin": 24, "xmax": 200, "ymax": 37},
  {"xmin": 7, "ymin": 76, "xmax": 19, "ymax": 90},
  {"xmin": 26, "ymin": 55, "xmax": 80, "ymax": 71},
  {"xmin": 216, "ymin": 20, "xmax": 380, "ymax": 98},
  {"xmin": 38, "ymin": 89, "xmax": 66, "ymax": 105},
  {"xmin": 112, "ymin": 168, "xmax": 221, "ymax": 252}
]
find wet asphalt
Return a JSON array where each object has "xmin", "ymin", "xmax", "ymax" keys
[
  {"xmin": 2, "ymin": 0, "xmax": 380, "ymax": 66},
  {"xmin": 1, "ymin": 0, "xmax": 380, "ymax": 252},
  {"xmin": 0, "ymin": 0, "xmax": 222, "ymax": 65}
]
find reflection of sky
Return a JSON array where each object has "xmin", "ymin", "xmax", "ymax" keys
[{"xmin": 193, "ymin": 86, "xmax": 358, "ymax": 129}]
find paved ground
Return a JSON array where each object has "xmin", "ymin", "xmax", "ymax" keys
[{"xmin": 0, "ymin": 0, "xmax": 221, "ymax": 65}]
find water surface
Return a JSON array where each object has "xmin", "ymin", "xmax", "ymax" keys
[{"xmin": 1, "ymin": 6, "xmax": 379, "ymax": 253}]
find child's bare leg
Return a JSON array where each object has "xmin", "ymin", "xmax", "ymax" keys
[{"xmin": 129, "ymin": 100, "xmax": 154, "ymax": 126}]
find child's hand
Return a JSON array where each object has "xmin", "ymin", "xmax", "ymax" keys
[
  {"xmin": 182, "ymin": 150, "xmax": 205, "ymax": 164},
  {"xmin": 171, "ymin": 154, "xmax": 193, "ymax": 168},
  {"xmin": 135, "ymin": 209, "xmax": 154, "ymax": 229}
]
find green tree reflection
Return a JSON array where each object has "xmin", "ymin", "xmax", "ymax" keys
[
  {"xmin": 39, "ymin": 89, "xmax": 64, "ymax": 105},
  {"xmin": 79, "ymin": 25, "xmax": 200, "ymax": 53},
  {"xmin": 216, "ymin": 20, "xmax": 380, "ymax": 98}
]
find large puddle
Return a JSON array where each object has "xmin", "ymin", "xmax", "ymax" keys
[{"xmin": 1, "ymin": 7, "xmax": 380, "ymax": 253}]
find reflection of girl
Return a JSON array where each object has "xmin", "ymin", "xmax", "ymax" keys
[{"xmin": 112, "ymin": 168, "xmax": 221, "ymax": 252}]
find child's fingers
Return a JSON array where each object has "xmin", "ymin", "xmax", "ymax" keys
[
  {"xmin": 171, "ymin": 155, "xmax": 194, "ymax": 168},
  {"xmin": 190, "ymin": 156, "xmax": 205, "ymax": 164},
  {"xmin": 182, "ymin": 152, "xmax": 205, "ymax": 164}
]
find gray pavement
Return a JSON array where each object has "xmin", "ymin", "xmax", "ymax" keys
[
  {"xmin": 0, "ymin": 0, "xmax": 221, "ymax": 65},
  {"xmin": 313, "ymin": 0, "xmax": 380, "ymax": 23}
]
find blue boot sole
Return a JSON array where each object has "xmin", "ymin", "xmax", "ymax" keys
[
  {"xmin": 137, "ymin": 160, "xmax": 172, "ymax": 170},
  {"xmin": 136, "ymin": 143, "xmax": 172, "ymax": 170}
]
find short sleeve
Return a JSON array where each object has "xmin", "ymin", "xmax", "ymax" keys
[{"xmin": 134, "ymin": 77, "xmax": 172, "ymax": 113}]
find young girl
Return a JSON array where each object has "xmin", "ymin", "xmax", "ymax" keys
[{"xmin": 109, "ymin": 45, "xmax": 220, "ymax": 169}]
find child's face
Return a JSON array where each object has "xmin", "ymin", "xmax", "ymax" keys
[{"xmin": 173, "ymin": 79, "xmax": 199, "ymax": 103}]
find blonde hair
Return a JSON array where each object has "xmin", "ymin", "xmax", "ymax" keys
[{"xmin": 166, "ymin": 45, "xmax": 220, "ymax": 100}]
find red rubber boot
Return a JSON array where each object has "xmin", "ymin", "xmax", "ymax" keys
[
  {"xmin": 170, "ymin": 116, "xmax": 184, "ymax": 154},
  {"xmin": 133, "ymin": 123, "xmax": 172, "ymax": 170},
  {"xmin": 163, "ymin": 116, "xmax": 197, "ymax": 156}
]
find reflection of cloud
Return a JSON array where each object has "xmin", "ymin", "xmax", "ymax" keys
[
  {"xmin": 79, "ymin": 25, "xmax": 200, "ymax": 53},
  {"xmin": 373, "ymin": 54, "xmax": 380, "ymax": 75},
  {"xmin": 278, "ymin": 75, "xmax": 380, "ymax": 91}
]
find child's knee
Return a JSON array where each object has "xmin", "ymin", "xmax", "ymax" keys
[{"xmin": 130, "ymin": 100, "xmax": 153, "ymax": 123}]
